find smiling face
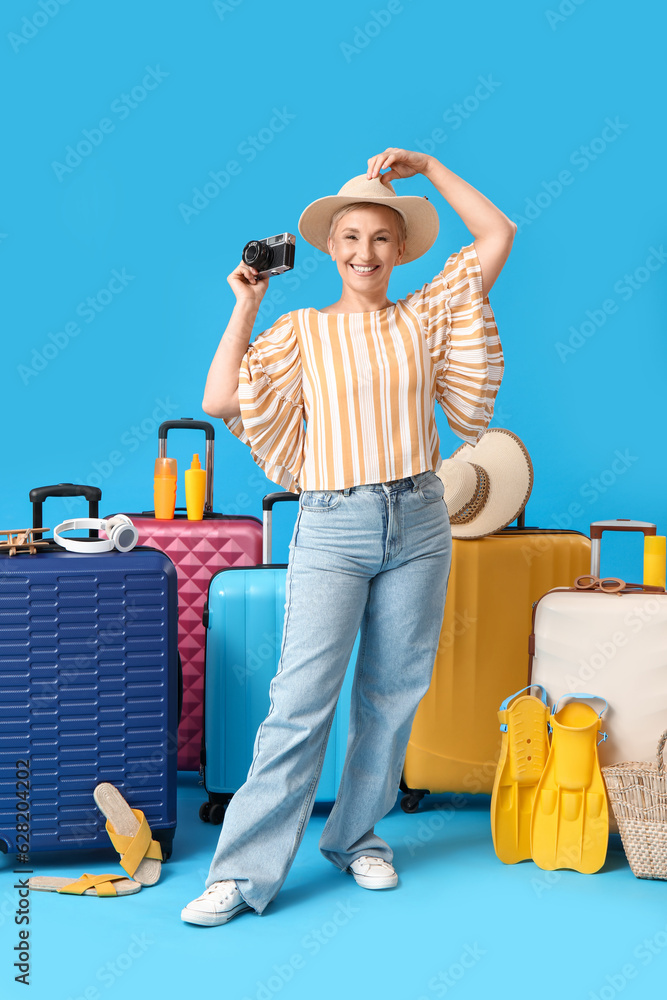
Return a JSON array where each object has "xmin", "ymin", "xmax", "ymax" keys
[{"xmin": 327, "ymin": 204, "xmax": 406, "ymax": 297}]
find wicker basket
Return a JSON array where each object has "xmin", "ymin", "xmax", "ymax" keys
[{"xmin": 602, "ymin": 731, "xmax": 667, "ymax": 880}]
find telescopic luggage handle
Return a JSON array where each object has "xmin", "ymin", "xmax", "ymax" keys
[
  {"xmin": 262, "ymin": 491, "xmax": 299, "ymax": 564},
  {"xmin": 158, "ymin": 418, "xmax": 215, "ymax": 514},
  {"xmin": 30, "ymin": 483, "xmax": 102, "ymax": 537},
  {"xmin": 589, "ymin": 519, "xmax": 657, "ymax": 577}
]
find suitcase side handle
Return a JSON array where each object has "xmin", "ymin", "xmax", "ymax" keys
[
  {"xmin": 158, "ymin": 418, "xmax": 215, "ymax": 513},
  {"xmin": 30, "ymin": 483, "xmax": 101, "ymax": 534},
  {"xmin": 262, "ymin": 491, "xmax": 299, "ymax": 564},
  {"xmin": 590, "ymin": 519, "xmax": 657, "ymax": 576}
]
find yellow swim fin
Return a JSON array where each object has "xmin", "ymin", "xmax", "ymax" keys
[
  {"xmin": 490, "ymin": 685, "xmax": 550, "ymax": 864},
  {"xmin": 531, "ymin": 694, "xmax": 609, "ymax": 874}
]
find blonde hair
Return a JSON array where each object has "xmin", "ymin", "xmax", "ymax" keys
[{"xmin": 328, "ymin": 201, "xmax": 407, "ymax": 247}]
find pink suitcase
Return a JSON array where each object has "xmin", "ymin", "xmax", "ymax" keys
[{"xmin": 108, "ymin": 418, "xmax": 263, "ymax": 770}]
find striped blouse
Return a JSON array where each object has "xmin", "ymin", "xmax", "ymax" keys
[{"xmin": 222, "ymin": 242, "xmax": 504, "ymax": 494}]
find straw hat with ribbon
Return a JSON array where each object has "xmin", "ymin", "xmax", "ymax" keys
[
  {"xmin": 438, "ymin": 429, "xmax": 533, "ymax": 539},
  {"xmin": 298, "ymin": 173, "xmax": 440, "ymax": 264}
]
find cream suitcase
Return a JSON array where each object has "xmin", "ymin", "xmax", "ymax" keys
[{"xmin": 530, "ymin": 519, "xmax": 667, "ymax": 771}]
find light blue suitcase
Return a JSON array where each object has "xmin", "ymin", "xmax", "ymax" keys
[{"xmin": 199, "ymin": 492, "xmax": 355, "ymax": 824}]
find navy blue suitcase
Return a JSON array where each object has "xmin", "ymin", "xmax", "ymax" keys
[
  {"xmin": 0, "ymin": 485, "xmax": 179, "ymax": 858},
  {"xmin": 199, "ymin": 492, "xmax": 355, "ymax": 824}
]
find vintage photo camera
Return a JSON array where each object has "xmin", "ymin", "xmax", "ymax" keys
[{"xmin": 242, "ymin": 233, "xmax": 296, "ymax": 278}]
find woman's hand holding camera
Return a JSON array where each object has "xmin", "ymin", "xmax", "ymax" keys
[
  {"xmin": 228, "ymin": 260, "xmax": 269, "ymax": 308},
  {"xmin": 204, "ymin": 261, "xmax": 266, "ymax": 418}
]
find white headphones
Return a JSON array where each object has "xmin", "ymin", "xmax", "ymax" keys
[{"xmin": 53, "ymin": 515, "xmax": 139, "ymax": 554}]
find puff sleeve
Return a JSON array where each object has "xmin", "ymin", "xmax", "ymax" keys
[
  {"xmin": 221, "ymin": 311, "xmax": 305, "ymax": 493},
  {"xmin": 405, "ymin": 241, "xmax": 504, "ymax": 446}
]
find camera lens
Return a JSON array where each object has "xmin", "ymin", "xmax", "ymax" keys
[{"xmin": 242, "ymin": 240, "xmax": 272, "ymax": 271}]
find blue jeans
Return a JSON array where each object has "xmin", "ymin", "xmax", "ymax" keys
[{"xmin": 205, "ymin": 469, "xmax": 452, "ymax": 914}]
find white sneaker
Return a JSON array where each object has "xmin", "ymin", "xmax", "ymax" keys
[
  {"xmin": 347, "ymin": 856, "xmax": 398, "ymax": 889},
  {"xmin": 181, "ymin": 880, "xmax": 253, "ymax": 926}
]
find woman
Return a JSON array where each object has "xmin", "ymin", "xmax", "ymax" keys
[{"xmin": 182, "ymin": 148, "xmax": 516, "ymax": 926}]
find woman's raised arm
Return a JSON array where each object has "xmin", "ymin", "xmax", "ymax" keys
[
  {"xmin": 367, "ymin": 149, "xmax": 517, "ymax": 298},
  {"xmin": 202, "ymin": 259, "xmax": 268, "ymax": 419},
  {"xmin": 422, "ymin": 158, "xmax": 516, "ymax": 298}
]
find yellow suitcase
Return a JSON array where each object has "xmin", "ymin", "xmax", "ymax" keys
[{"xmin": 400, "ymin": 522, "xmax": 591, "ymax": 810}]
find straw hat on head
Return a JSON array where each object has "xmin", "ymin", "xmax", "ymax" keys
[
  {"xmin": 438, "ymin": 429, "xmax": 534, "ymax": 539},
  {"xmin": 298, "ymin": 173, "xmax": 440, "ymax": 264}
]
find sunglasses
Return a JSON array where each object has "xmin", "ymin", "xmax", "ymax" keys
[{"xmin": 574, "ymin": 574, "xmax": 626, "ymax": 594}]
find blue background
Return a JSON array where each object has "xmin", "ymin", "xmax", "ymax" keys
[
  {"xmin": 2, "ymin": 1, "xmax": 667, "ymax": 998},
  {"xmin": 3, "ymin": 0, "xmax": 665, "ymax": 575}
]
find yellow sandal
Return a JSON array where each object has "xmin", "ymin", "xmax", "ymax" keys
[
  {"xmin": 29, "ymin": 873, "xmax": 142, "ymax": 897},
  {"xmin": 93, "ymin": 783, "xmax": 163, "ymax": 886}
]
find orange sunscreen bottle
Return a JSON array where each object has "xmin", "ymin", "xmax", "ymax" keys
[
  {"xmin": 644, "ymin": 535, "xmax": 666, "ymax": 589},
  {"xmin": 185, "ymin": 454, "xmax": 206, "ymax": 520},
  {"xmin": 154, "ymin": 457, "xmax": 177, "ymax": 519}
]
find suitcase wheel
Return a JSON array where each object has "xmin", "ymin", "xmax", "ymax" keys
[
  {"xmin": 208, "ymin": 802, "xmax": 225, "ymax": 825},
  {"xmin": 153, "ymin": 828, "xmax": 175, "ymax": 861},
  {"xmin": 399, "ymin": 776, "xmax": 430, "ymax": 814},
  {"xmin": 199, "ymin": 795, "xmax": 232, "ymax": 825},
  {"xmin": 401, "ymin": 792, "xmax": 425, "ymax": 814}
]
